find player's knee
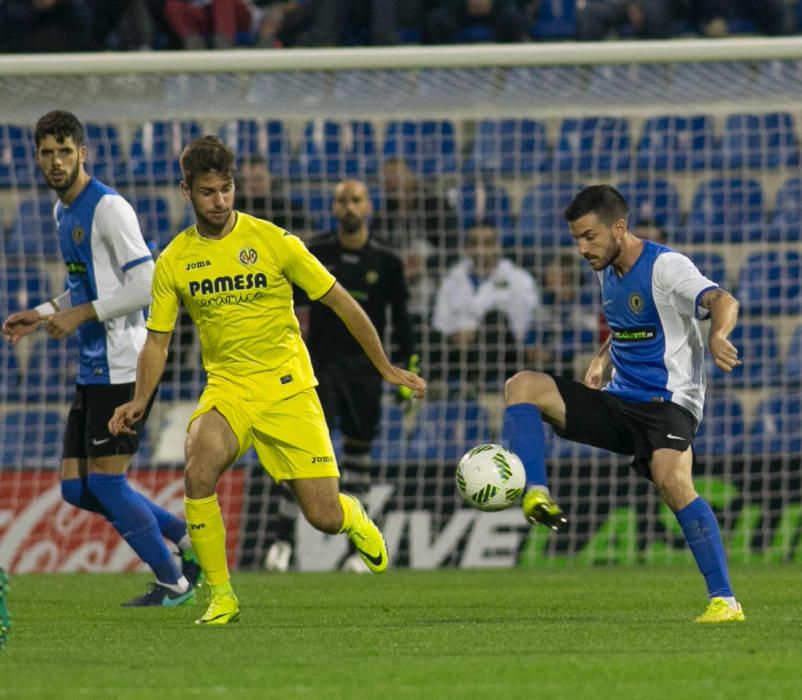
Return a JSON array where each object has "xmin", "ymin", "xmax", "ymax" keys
[
  {"xmin": 654, "ymin": 471, "xmax": 696, "ymax": 511},
  {"xmin": 184, "ymin": 463, "xmax": 218, "ymax": 499},
  {"xmin": 504, "ymin": 370, "xmax": 547, "ymax": 406}
]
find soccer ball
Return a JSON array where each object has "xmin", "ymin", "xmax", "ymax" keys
[{"xmin": 456, "ymin": 443, "xmax": 526, "ymax": 512}]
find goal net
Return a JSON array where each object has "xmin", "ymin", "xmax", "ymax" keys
[{"xmin": 1, "ymin": 39, "xmax": 801, "ymax": 573}]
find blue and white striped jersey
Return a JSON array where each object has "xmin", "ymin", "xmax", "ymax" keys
[
  {"xmin": 598, "ymin": 240, "xmax": 718, "ymax": 422},
  {"xmin": 55, "ymin": 178, "xmax": 152, "ymax": 385}
]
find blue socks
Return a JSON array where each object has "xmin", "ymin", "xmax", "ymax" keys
[
  {"xmin": 676, "ymin": 496, "xmax": 734, "ymax": 598},
  {"xmin": 85, "ymin": 473, "xmax": 181, "ymax": 585},
  {"xmin": 503, "ymin": 403, "xmax": 547, "ymax": 488}
]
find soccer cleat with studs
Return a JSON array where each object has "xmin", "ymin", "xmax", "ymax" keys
[
  {"xmin": 180, "ymin": 547, "xmax": 204, "ymax": 588},
  {"xmin": 342, "ymin": 494, "xmax": 388, "ymax": 574},
  {"xmin": 522, "ymin": 487, "xmax": 568, "ymax": 531},
  {"xmin": 694, "ymin": 597, "xmax": 745, "ymax": 623},
  {"xmin": 195, "ymin": 591, "xmax": 240, "ymax": 626},
  {"xmin": 122, "ymin": 581, "xmax": 195, "ymax": 608}
]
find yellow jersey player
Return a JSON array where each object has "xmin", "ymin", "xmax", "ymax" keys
[{"xmin": 109, "ymin": 136, "xmax": 426, "ymax": 625}]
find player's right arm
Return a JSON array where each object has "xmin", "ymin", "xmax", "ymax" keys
[
  {"xmin": 108, "ymin": 330, "xmax": 172, "ymax": 436},
  {"xmin": 583, "ymin": 335, "xmax": 612, "ymax": 389}
]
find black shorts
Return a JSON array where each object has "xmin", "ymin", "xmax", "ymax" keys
[
  {"xmin": 314, "ymin": 355, "xmax": 382, "ymax": 443},
  {"xmin": 62, "ymin": 383, "xmax": 154, "ymax": 460},
  {"xmin": 550, "ymin": 375, "xmax": 698, "ymax": 479}
]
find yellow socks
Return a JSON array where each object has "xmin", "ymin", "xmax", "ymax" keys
[{"xmin": 184, "ymin": 494, "xmax": 231, "ymax": 588}]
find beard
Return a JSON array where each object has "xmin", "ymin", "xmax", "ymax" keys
[
  {"xmin": 339, "ymin": 215, "xmax": 362, "ymax": 235},
  {"xmin": 46, "ymin": 160, "xmax": 80, "ymax": 194},
  {"xmin": 195, "ymin": 207, "xmax": 231, "ymax": 234}
]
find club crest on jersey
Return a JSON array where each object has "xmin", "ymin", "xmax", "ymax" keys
[
  {"xmin": 72, "ymin": 226, "xmax": 85, "ymax": 244},
  {"xmin": 365, "ymin": 270, "xmax": 379, "ymax": 285},
  {"xmin": 628, "ymin": 293, "xmax": 644, "ymax": 313},
  {"xmin": 239, "ymin": 247, "xmax": 258, "ymax": 266}
]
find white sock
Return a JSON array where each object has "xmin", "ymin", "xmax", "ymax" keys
[
  {"xmin": 159, "ymin": 576, "xmax": 190, "ymax": 594},
  {"xmin": 716, "ymin": 596, "xmax": 738, "ymax": 608},
  {"xmin": 178, "ymin": 534, "xmax": 192, "ymax": 551}
]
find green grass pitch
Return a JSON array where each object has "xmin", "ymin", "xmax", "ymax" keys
[{"xmin": 2, "ymin": 565, "xmax": 801, "ymax": 699}]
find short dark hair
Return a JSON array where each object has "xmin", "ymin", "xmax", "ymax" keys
[
  {"xmin": 180, "ymin": 135, "xmax": 235, "ymax": 186},
  {"xmin": 34, "ymin": 110, "xmax": 84, "ymax": 148},
  {"xmin": 564, "ymin": 184, "xmax": 629, "ymax": 227}
]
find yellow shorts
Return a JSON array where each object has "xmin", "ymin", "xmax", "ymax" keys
[{"xmin": 188, "ymin": 386, "xmax": 339, "ymax": 484}]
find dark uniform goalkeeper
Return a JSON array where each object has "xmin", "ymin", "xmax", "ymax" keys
[{"xmin": 268, "ymin": 179, "xmax": 418, "ymax": 573}]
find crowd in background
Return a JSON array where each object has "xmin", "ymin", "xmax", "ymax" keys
[{"xmin": 0, "ymin": 0, "xmax": 797, "ymax": 53}]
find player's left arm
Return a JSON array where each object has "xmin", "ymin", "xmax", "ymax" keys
[
  {"xmin": 319, "ymin": 282, "xmax": 426, "ymax": 399},
  {"xmin": 700, "ymin": 287, "xmax": 741, "ymax": 372}
]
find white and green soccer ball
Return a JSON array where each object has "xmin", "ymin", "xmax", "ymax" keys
[{"xmin": 456, "ymin": 443, "xmax": 526, "ymax": 512}]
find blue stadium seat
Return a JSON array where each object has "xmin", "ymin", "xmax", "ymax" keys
[
  {"xmin": 683, "ymin": 178, "xmax": 764, "ymax": 244},
  {"xmin": 784, "ymin": 324, "xmax": 802, "ymax": 386},
  {"xmin": 2, "ymin": 263, "xmax": 51, "ymax": 315},
  {"xmin": 291, "ymin": 187, "xmax": 335, "ymax": 234},
  {"xmin": 408, "ymin": 400, "xmax": 491, "ymax": 461},
  {"xmin": 768, "ymin": 177, "xmax": 802, "ymax": 242},
  {"xmin": 635, "ymin": 115, "xmax": 720, "ymax": 171},
  {"xmin": 462, "ymin": 119, "xmax": 550, "ymax": 176},
  {"xmin": 454, "ymin": 182, "xmax": 514, "ymax": 239},
  {"xmin": 687, "ymin": 251, "xmax": 728, "ymax": 289},
  {"xmin": 0, "ymin": 124, "xmax": 37, "ymax": 188},
  {"xmin": 721, "ymin": 112, "xmax": 799, "ymax": 169},
  {"xmin": 737, "ymin": 250, "xmax": 802, "ymax": 317},
  {"xmin": 530, "ymin": 0, "xmax": 577, "ymax": 38},
  {"xmin": 370, "ymin": 403, "xmax": 415, "ymax": 463},
  {"xmin": 382, "ymin": 120, "xmax": 457, "ymax": 176},
  {"xmin": 24, "ymin": 336, "xmax": 79, "ymax": 402},
  {"xmin": 748, "ymin": 392, "xmax": 802, "ymax": 455},
  {"xmin": 129, "ymin": 120, "xmax": 202, "ymax": 185},
  {"xmin": 85, "ymin": 122, "xmax": 130, "ymax": 186},
  {"xmin": 0, "ymin": 343, "xmax": 20, "ymax": 402},
  {"xmin": 218, "ymin": 119, "xmax": 291, "ymax": 180},
  {"xmin": 693, "ymin": 394, "xmax": 745, "ymax": 457},
  {"xmin": 5, "ymin": 197, "xmax": 60, "ymax": 257},
  {"xmin": 294, "ymin": 120, "xmax": 377, "ymax": 179},
  {"xmin": 708, "ymin": 322, "xmax": 781, "ymax": 389},
  {"xmin": 615, "ymin": 180, "xmax": 682, "ymax": 232},
  {"xmin": 511, "ymin": 182, "xmax": 580, "ymax": 252},
  {"xmin": 555, "ymin": 117, "xmax": 631, "ymax": 173},
  {"xmin": 0, "ymin": 409, "xmax": 63, "ymax": 467},
  {"xmin": 130, "ymin": 194, "xmax": 173, "ymax": 251}
]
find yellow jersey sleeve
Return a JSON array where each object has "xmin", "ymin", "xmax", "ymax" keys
[
  {"xmin": 146, "ymin": 248, "xmax": 180, "ymax": 333},
  {"xmin": 277, "ymin": 232, "xmax": 336, "ymax": 300}
]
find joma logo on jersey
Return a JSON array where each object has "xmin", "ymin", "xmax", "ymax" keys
[
  {"xmin": 311, "ymin": 456, "xmax": 334, "ymax": 464},
  {"xmin": 188, "ymin": 273, "xmax": 268, "ymax": 296},
  {"xmin": 185, "ymin": 260, "xmax": 212, "ymax": 271}
]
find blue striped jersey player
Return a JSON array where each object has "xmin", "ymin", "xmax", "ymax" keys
[
  {"xmin": 2, "ymin": 110, "xmax": 201, "ymax": 607},
  {"xmin": 502, "ymin": 184, "xmax": 744, "ymax": 623}
]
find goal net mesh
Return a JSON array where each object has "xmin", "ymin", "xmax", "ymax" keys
[{"xmin": 1, "ymin": 49, "xmax": 800, "ymax": 572}]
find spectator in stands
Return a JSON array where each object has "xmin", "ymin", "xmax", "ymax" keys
[
  {"xmin": 88, "ymin": 0, "xmax": 164, "ymax": 50},
  {"xmin": 0, "ymin": 0, "xmax": 96, "ymax": 52},
  {"xmin": 681, "ymin": 0, "xmax": 794, "ymax": 38},
  {"xmin": 576, "ymin": 0, "xmax": 677, "ymax": 41},
  {"xmin": 633, "ymin": 218, "xmax": 668, "ymax": 243},
  {"xmin": 234, "ymin": 154, "xmax": 311, "ymax": 235},
  {"xmin": 163, "ymin": 0, "xmax": 262, "ymax": 49},
  {"xmin": 431, "ymin": 223, "xmax": 540, "ymax": 390},
  {"xmin": 425, "ymin": 0, "xmax": 527, "ymax": 44},
  {"xmin": 527, "ymin": 252, "xmax": 599, "ymax": 379}
]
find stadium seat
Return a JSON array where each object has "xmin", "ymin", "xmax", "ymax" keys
[
  {"xmin": 1, "ymin": 263, "xmax": 51, "ymax": 315},
  {"xmin": 408, "ymin": 400, "xmax": 491, "ymax": 461},
  {"xmin": 736, "ymin": 250, "xmax": 802, "ymax": 317},
  {"xmin": 370, "ymin": 403, "xmax": 415, "ymax": 463},
  {"xmin": 530, "ymin": 0, "xmax": 577, "ymax": 39},
  {"xmin": 767, "ymin": 177, "xmax": 802, "ymax": 242},
  {"xmin": 218, "ymin": 119, "xmax": 291, "ymax": 180},
  {"xmin": 294, "ymin": 120, "xmax": 378, "ymax": 180},
  {"xmin": 290, "ymin": 187, "xmax": 335, "ymax": 234},
  {"xmin": 615, "ymin": 180, "xmax": 683, "ymax": 233},
  {"xmin": 682, "ymin": 178, "xmax": 764, "ymax": 244},
  {"xmin": 511, "ymin": 182, "xmax": 580, "ymax": 252},
  {"xmin": 129, "ymin": 194, "xmax": 172, "ymax": 251},
  {"xmin": 555, "ymin": 117, "xmax": 631, "ymax": 173},
  {"xmin": 693, "ymin": 394, "xmax": 746, "ymax": 457},
  {"xmin": 0, "ymin": 124, "xmax": 37, "ymax": 188},
  {"xmin": 382, "ymin": 120, "xmax": 457, "ymax": 176},
  {"xmin": 721, "ymin": 112, "xmax": 799, "ymax": 169},
  {"xmin": 0, "ymin": 409, "xmax": 63, "ymax": 467},
  {"xmin": 129, "ymin": 120, "xmax": 202, "ymax": 185},
  {"xmin": 748, "ymin": 392, "xmax": 802, "ymax": 455},
  {"xmin": 5, "ymin": 197, "xmax": 59, "ymax": 257},
  {"xmin": 24, "ymin": 336, "xmax": 79, "ymax": 402},
  {"xmin": 635, "ymin": 115, "xmax": 720, "ymax": 171},
  {"xmin": 687, "ymin": 250, "xmax": 728, "ymax": 289},
  {"xmin": 708, "ymin": 322, "xmax": 781, "ymax": 389},
  {"xmin": 453, "ymin": 182, "xmax": 514, "ymax": 239},
  {"xmin": 0, "ymin": 343, "xmax": 20, "ymax": 402},
  {"xmin": 85, "ymin": 122, "xmax": 130, "ymax": 186},
  {"xmin": 783, "ymin": 324, "xmax": 802, "ymax": 386},
  {"xmin": 462, "ymin": 119, "xmax": 550, "ymax": 176}
]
